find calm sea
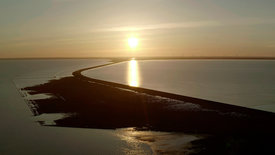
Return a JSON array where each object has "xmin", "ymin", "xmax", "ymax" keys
[
  {"xmin": 0, "ymin": 59, "xmax": 152, "ymax": 154},
  {"xmin": 83, "ymin": 59, "xmax": 275, "ymax": 113}
]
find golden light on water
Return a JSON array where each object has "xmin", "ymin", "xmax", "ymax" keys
[
  {"xmin": 128, "ymin": 37, "xmax": 139, "ymax": 49},
  {"xmin": 128, "ymin": 59, "xmax": 140, "ymax": 87}
]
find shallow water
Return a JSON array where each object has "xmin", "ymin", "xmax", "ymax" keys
[
  {"xmin": 83, "ymin": 59, "xmax": 275, "ymax": 113},
  {"xmin": 115, "ymin": 128, "xmax": 201, "ymax": 154},
  {"xmin": 2, "ymin": 58, "xmax": 274, "ymax": 154},
  {"xmin": 0, "ymin": 59, "xmax": 153, "ymax": 154}
]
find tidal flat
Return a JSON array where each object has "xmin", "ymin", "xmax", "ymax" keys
[{"xmin": 21, "ymin": 68, "xmax": 275, "ymax": 154}]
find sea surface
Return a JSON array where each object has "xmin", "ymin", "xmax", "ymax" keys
[
  {"xmin": 0, "ymin": 59, "xmax": 152, "ymax": 154},
  {"xmin": 1, "ymin": 58, "xmax": 274, "ymax": 154},
  {"xmin": 83, "ymin": 59, "xmax": 275, "ymax": 113}
]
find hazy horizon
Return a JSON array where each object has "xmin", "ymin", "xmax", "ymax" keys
[{"xmin": 1, "ymin": 0, "xmax": 275, "ymax": 58}]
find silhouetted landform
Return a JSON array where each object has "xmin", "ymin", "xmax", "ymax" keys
[
  {"xmin": 22, "ymin": 62, "xmax": 275, "ymax": 154},
  {"xmin": 22, "ymin": 76, "xmax": 275, "ymax": 133}
]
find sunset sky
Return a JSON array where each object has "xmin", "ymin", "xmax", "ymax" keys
[{"xmin": 0, "ymin": 0, "xmax": 275, "ymax": 58}]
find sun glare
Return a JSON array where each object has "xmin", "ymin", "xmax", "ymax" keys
[
  {"xmin": 128, "ymin": 59, "xmax": 140, "ymax": 87},
  {"xmin": 128, "ymin": 37, "xmax": 139, "ymax": 49}
]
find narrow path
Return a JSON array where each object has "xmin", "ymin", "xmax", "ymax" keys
[{"xmin": 72, "ymin": 61, "xmax": 122, "ymax": 78}]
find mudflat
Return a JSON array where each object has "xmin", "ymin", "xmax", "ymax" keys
[{"xmin": 22, "ymin": 73, "xmax": 275, "ymax": 154}]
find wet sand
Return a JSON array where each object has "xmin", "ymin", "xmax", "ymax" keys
[{"xmin": 21, "ymin": 61, "xmax": 275, "ymax": 154}]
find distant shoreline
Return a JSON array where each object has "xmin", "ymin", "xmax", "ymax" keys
[{"xmin": 2, "ymin": 56, "xmax": 275, "ymax": 60}]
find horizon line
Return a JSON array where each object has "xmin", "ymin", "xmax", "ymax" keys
[{"xmin": 1, "ymin": 56, "xmax": 275, "ymax": 60}]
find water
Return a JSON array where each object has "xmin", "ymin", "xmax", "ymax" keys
[
  {"xmin": 2, "ymin": 58, "xmax": 274, "ymax": 154},
  {"xmin": 83, "ymin": 59, "xmax": 275, "ymax": 113},
  {"xmin": 0, "ymin": 59, "xmax": 152, "ymax": 154}
]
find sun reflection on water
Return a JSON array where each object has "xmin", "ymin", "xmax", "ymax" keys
[
  {"xmin": 115, "ymin": 127, "xmax": 201, "ymax": 154},
  {"xmin": 128, "ymin": 59, "xmax": 140, "ymax": 87}
]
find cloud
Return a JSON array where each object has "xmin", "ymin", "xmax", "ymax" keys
[
  {"xmin": 52, "ymin": 0, "xmax": 77, "ymax": 3},
  {"xmin": 92, "ymin": 18, "xmax": 275, "ymax": 33},
  {"xmin": 226, "ymin": 18, "xmax": 275, "ymax": 26},
  {"xmin": 93, "ymin": 21, "xmax": 221, "ymax": 32}
]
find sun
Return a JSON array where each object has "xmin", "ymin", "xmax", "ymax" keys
[{"xmin": 128, "ymin": 37, "xmax": 139, "ymax": 49}]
